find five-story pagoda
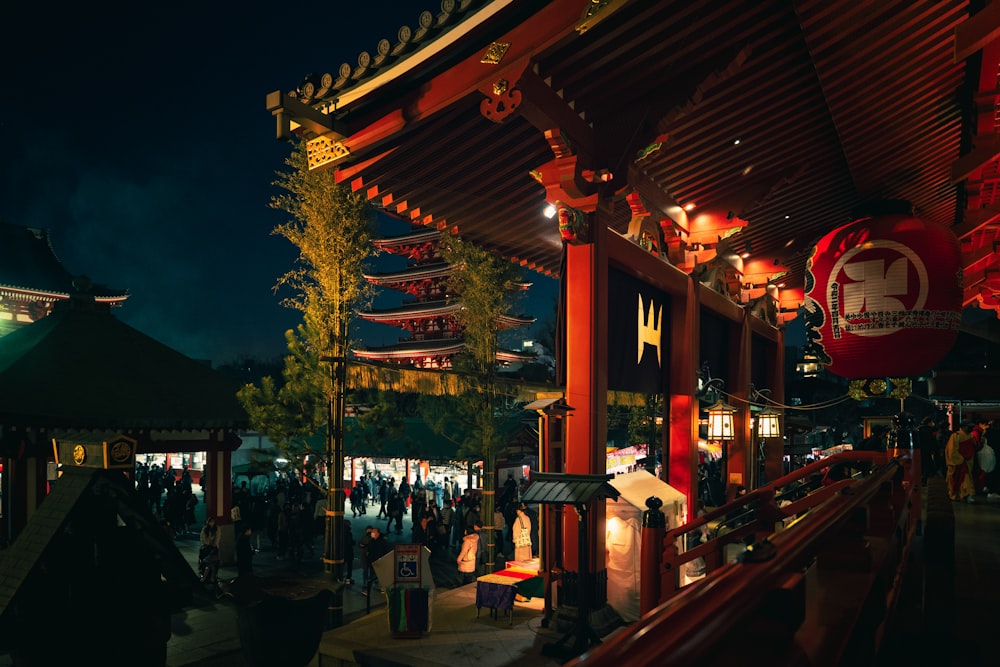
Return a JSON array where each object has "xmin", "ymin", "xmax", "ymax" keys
[{"xmin": 353, "ymin": 226, "xmax": 535, "ymax": 369}]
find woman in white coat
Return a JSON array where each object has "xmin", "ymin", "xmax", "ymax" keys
[{"xmin": 456, "ymin": 526, "xmax": 480, "ymax": 584}]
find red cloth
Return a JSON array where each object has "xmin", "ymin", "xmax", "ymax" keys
[{"xmin": 959, "ymin": 439, "xmax": 976, "ymax": 461}]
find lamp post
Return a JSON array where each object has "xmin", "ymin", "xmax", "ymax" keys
[{"xmin": 320, "ymin": 346, "xmax": 348, "ymax": 629}]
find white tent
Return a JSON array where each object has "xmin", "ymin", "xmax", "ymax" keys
[{"xmin": 605, "ymin": 470, "xmax": 687, "ymax": 622}]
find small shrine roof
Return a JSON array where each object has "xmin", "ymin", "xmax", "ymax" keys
[
  {"xmin": 521, "ymin": 472, "xmax": 621, "ymax": 507},
  {"xmin": 0, "ymin": 297, "xmax": 248, "ymax": 431}
]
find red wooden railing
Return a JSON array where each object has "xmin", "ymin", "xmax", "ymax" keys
[{"xmin": 568, "ymin": 450, "xmax": 921, "ymax": 666}]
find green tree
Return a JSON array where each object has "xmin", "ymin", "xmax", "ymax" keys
[
  {"xmin": 237, "ymin": 140, "xmax": 374, "ymax": 624},
  {"xmin": 436, "ymin": 233, "xmax": 524, "ymax": 572}
]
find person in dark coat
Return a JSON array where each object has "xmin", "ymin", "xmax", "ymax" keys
[
  {"xmin": 343, "ymin": 519, "xmax": 355, "ymax": 584},
  {"xmin": 236, "ymin": 526, "xmax": 255, "ymax": 577}
]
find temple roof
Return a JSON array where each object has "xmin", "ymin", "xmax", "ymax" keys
[
  {"xmin": 0, "ymin": 223, "xmax": 128, "ymax": 301},
  {"xmin": 0, "ymin": 468, "xmax": 199, "ymax": 625},
  {"xmin": 0, "ymin": 297, "xmax": 248, "ymax": 431}
]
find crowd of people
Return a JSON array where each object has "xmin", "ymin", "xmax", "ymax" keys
[
  {"xmin": 134, "ymin": 462, "xmax": 201, "ymax": 538},
  {"xmin": 158, "ymin": 466, "xmax": 541, "ymax": 591}
]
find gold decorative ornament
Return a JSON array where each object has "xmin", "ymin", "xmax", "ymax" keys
[
  {"xmin": 111, "ymin": 440, "xmax": 132, "ymax": 464},
  {"xmin": 73, "ymin": 444, "xmax": 86, "ymax": 465},
  {"xmin": 493, "ymin": 79, "xmax": 509, "ymax": 96},
  {"xmin": 307, "ymin": 134, "xmax": 351, "ymax": 170},
  {"xmin": 481, "ymin": 42, "xmax": 511, "ymax": 65}
]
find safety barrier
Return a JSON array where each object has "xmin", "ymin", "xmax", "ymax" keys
[{"xmin": 568, "ymin": 450, "xmax": 921, "ymax": 666}]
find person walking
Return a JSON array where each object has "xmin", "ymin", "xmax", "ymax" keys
[
  {"xmin": 387, "ymin": 491, "xmax": 404, "ymax": 534},
  {"xmin": 363, "ymin": 526, "xmax": 391, "ymax": 594},
  {"xmin": 439, "ymin": 500, "xmax": 455, "ymax": 552},
  {"xmin": 377, "ymin": 479, "xmax": 389, "ymax": 519},
  {"xmin": 358, "ymin": 526, "xmax": 373, "ymax": 592}
]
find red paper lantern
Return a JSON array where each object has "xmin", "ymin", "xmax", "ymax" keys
[{"xmin": 802, "ymin": 213, "xmax": 962, "ymax": 379}]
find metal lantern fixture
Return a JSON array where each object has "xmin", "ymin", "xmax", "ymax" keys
[
  {"xmin": 706, "ymin": 399, "xmax": 737, "ymax": 441},
  {"xmin": 757, "ymin": 409, "xmax": 782, "ymax": 439}
]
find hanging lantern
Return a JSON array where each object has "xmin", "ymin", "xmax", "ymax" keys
[
  {"xmin": 803, "ymin": 212, "xmax": 962, "ymax": 379},
  {"xmin": 706, "ymin": 400, "xmax": 737, "ymax": 440},
  {"xmin": 757, "ymin": 409, "xmax": 782, "ymax": 439}
]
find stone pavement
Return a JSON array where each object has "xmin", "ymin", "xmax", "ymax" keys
[
  {"xmin": 0, "ymin": 495, "xmax": 602, "ymax": 667},
  {"xmin": 165, "ymin": 501, "xmax": 572, "ymax": 667}
]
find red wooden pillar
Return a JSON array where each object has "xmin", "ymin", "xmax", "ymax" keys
[
  {"xmin": 669, "ymin": 277, "xmax": 700, "ymax": 513},
  {"xmin": 563, "ymin": 224, "xmax": 608, "ymax": 572},
  {"xmin": 728, "ymin": 315, "xmax": 752, "ymax": 497}
]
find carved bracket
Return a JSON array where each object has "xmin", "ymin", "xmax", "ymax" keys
[
  {"xmin": 480, "ymin": 87, "xmax": 524, "ymax": 123},
  {"xmin": 307, "ymin": 134, "xmax": 351, "ymax": 171},
  {"xmin": 557, "ymin": 202, "xmax": 592, "ymax": 245},
  {"xmin": 624, "ymin": 191, "xmax": 666, "ymax": 259}
]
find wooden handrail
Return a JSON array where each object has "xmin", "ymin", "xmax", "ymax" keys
[
  {"xmin": 569, "ymin": 452, "xmax": 917, "ymax": 666},
  {"xmin": 660, "ymin": 451, "xmax": 889, "ymax": 597}
]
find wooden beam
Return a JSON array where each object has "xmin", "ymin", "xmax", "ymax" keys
[
  {"xmin": 265, "ymin": 90, "xmax": 338, "ymax": 138},
  {"xmin": 320, "ymin": 0, "xmax": 588, "ymax": 164},
  {"xmin": 951, "ymin": 133, "xmax": 1000, "ymax": 183},
  {"xmin": 507, "ymin": 69, "xmax": 597, "ymax": 159},
  {"xmin": 952, "ymin": 203, "xmax": 1000, "ymax": 239},
  {"xmin": 962, "ymin": 240, "xmax": 998, "ymax": 273},
  {"xmin": 629, "ymin": 164, "xmax": 689, "ymax": 234},
  {"xmin": 954, "ymin": 1, "xmax": 1000, "ymax": 62}
]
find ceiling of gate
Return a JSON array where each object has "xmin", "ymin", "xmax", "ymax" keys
[{"xmin": 274, "ymin": 0, "xmax": 1000, "ymax": 316}]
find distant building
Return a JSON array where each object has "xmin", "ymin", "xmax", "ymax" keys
[
  {"xmin": 353, "ymin": 227, "xmax": 535, "ymax": 369},
  {"xmin": 0, "ymin": 222, "xmax": 128, "ymax": 337}
]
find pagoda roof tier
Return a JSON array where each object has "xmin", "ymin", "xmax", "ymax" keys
[
  {"xmin": 353, "ymin": 338, "xmax": 534, "ymax": 363},
  {"xmin": 356, "ymin": 299, "xmax": 536, "ymax": 329},
  {"xmin": 364, "ymin": 262, "xmax": 453, "ymax": 286},
  {"xmin": 357, "ymin": 299, "xmax": 460, "ymax": 323},
  {"xmin": 0, "ymin": 223, "xmax": 128, "ymax": 303},
  {"xmin": 372, "ymin": 228, "xmax": 442, "ymax": 251},
  {"xmin": 353, "ymin": 338, "xmax": 466, "ymax": 361}
]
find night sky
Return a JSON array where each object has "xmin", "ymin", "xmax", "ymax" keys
[{"xmin": 0, "ymin": 2, "xmax": 558, "ymax": 365}]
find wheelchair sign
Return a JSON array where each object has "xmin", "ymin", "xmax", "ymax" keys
[{"xmin": 394, "ymin": 544, "xmax": 421, "ymax": 583}]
